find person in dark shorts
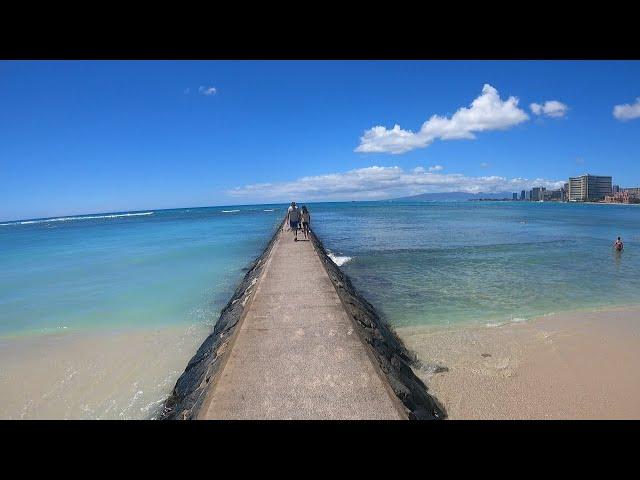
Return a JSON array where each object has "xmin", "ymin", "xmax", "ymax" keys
[
  {"xmin": 300, "ymin": 205, "xmax": 310, "ymax": 240},
  {"xmin": 287, "ymin": 202, "xmax": 300, "ymax": 241}
]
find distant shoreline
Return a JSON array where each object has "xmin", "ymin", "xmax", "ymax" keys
[{"xmin": 5, "ymin": 198, "xmax": 640, "ymax": 225}]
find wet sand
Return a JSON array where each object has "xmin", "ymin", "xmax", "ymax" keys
[
  {"xmin": 0, "ymin": 324, "xmax": 209, "ymax": 419},
  {"xmin": 4, "ymin": 306, "xmax": 639, "ymax": 420},
  {"xmin": 397, "ymin": 306, "xmax": 640, "ymax": 419}
]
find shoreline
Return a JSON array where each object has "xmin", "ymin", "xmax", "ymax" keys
[
  {"xmin": 0, "ymin": 323, "xmax": 211, "ymax": 419},
  {"xmin": 0, "ymin": 320, "xmax": 213, "ymax": 342},
  {"xmin": 397, "ymin": 305, "xmax": 640, "ymax": 419}
]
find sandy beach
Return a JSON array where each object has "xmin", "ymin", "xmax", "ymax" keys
[
  {"xmin": 397, "ymin": 306, "xmax": 640, "ymax": 419},
  {"xmin": 0, "ymin": 324, "xmax": 209, "ymax": 419}
]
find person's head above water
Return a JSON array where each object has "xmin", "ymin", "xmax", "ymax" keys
[{"xmin": 618, "ymin": 236, "xmax": 621, "ymax": 241}]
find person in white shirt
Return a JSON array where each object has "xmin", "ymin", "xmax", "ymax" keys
[{"xmin": 287, "ymin": 202, "xmax": 301, "ymax": 241}]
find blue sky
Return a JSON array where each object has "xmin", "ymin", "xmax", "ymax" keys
[{"xmin": 1, "ymin": 60, "xmax": 639, "ymax": 221}]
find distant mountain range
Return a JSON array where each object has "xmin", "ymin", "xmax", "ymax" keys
[{"xmin": 392, "ymin": 191, "xmax": 515, "ymax": 201}]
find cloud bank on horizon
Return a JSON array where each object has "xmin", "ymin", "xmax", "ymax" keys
[
  {"xmin": 354, "ymin": 84, "xmax": 567, "ymax": 155},
  {"xmin": 228, "ymin": 166, "xmax": 565, "ymax": 202},
  {"xmin": 229, "ymin": 84, "xmax": 639, "ymax": 203}
]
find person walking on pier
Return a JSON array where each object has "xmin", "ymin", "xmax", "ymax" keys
[
  {"xmin": 300, "ymin": 205, "xmax": 310, "ymax": 240},
  {"xmin": 287, "ymin": 202, "xmax": 301, "ymax": 241}
]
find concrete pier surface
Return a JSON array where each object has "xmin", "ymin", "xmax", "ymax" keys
[{"xmin": 197, "ymin": 226, "xmax": 406, "ymax": 420}]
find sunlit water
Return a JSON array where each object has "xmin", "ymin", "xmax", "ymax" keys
[
  {"xmin": 2, "ymin": 200, "xmax": 640, "ymax": 418},
  {"xmin": 0, "ymin": 206, "xmax": 283, "ymax": 418},
  {"xmin": 311, "ymin": 201, "xmax": 640, "ymax": 328}
]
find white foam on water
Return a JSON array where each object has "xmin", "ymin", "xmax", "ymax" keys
[
  {"xmin": 0, "ymin": 211, "xmax": 154, "ymax": 226},
  {"xmin": 221, "ymin": 209, "xmax": 240, "ymax": 213},
  {"xmin": 328, "ymin": 253, "xmax": 353, "ymax": 266},
  {"xmin": 263, "ymin": 209, "xmax": 275, "ymax": 212},
  {"xmin": 486, "ymin": 317, "xmax": 528, "ymax": 328}
]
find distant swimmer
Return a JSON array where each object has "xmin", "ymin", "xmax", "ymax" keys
[{"xmin": 614, "ymin": 236, "xmax": 624, "ymax": 252}]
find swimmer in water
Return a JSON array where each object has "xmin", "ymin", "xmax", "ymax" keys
[{"xmin": 614, "ymin": 236, "xmax": 624, "ymax": 252}]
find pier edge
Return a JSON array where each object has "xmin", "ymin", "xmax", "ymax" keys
[
  {"xmin": 308, "ymin": 229, "xmax": 446, "ymax": 420},
  {"xmin": 160, "ymin": 219, "xmax": 446, "ymax": 420}
]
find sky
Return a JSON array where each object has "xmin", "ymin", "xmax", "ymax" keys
[{"xmin": 1, "ymin": 60, "xmax": 640, "ymax": 221}]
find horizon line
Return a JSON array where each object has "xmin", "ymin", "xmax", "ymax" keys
[{"xmin": 4, "ymin": 182, "xmax": 638, "ymax": 223}]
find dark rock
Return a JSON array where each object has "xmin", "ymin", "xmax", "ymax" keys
[
  {"xmin": 481, "ymin": 353, "xmax": 492, "ymax": 358},
  {"xmin": 416, "ymin": 361, "xmax": 448, "ymax": 375}
]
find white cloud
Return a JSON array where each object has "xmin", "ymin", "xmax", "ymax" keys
[
  {"xmin": 530, "ymin": 100, "xmax": 568, "ymax": 118},
  {"xmin": 199, "ymin": 86, "xmax": 217, "ymax": 96},
  {"xmin": 613, "ymin": 98, "xmax": 640, "ymax": 121},
  {"xmin": 228, "ymin": 165, "xmax": 564, "ymax": 202},
  {"xmin": 428, "ymin": 165, "xmax": 443, "ymax": 172},
  {"xmin": 480, "ymin": 162, "xmax": 490, "ymax": 168},
  {"xmin": 355, "ymin": 84, "xmax": 529, "ymax": 154}
]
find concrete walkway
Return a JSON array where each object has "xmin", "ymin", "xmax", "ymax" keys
[{"xmin": 198, "ymin": 226, "xmax": 405, "ymax": 420}]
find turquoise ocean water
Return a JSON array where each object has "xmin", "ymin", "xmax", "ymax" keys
[
  {"xmin": 3, "ymin": 200, "xmax": 640, "ymax": 338},
  {"xmin": 0, "ymin": 206, "xmax": 283, "ymax": 337},
  {"xmin": 312, "ymin": 201, "xmax": 640, "ymax": 328},
  {"xmin": 1, "ymin": 201, "xmax": 640, "ymax": 418}
]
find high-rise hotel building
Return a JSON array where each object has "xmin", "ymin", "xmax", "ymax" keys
[{"xmin": 567, "ymin": 174, "xmax": 612, "ymax": 202}]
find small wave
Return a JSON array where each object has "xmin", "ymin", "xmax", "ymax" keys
[
  {"xmin": 1, "ymin": 212, "xmax": 154, "ymax": 226},
  {"xmin": 263, "ymin": 209, "xmax": 275, "ymax": 212},
  {"xmin": 486, "ymin": 322, "xmax": 504, "ymax": 328},
  {"xmin": 328, "ymin": 253, "xmax": 352, "ymax": 266},
  {"xmin": 486, "ymin": 317, "xmax": 527, "ymax": 328},
  {"xmin": 221, "ymin": 209, "xmax": 240, "ymax": 213}
]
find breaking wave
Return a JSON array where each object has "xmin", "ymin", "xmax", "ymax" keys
[
  {"xmin": 0, "ymin": 212, "xmax": 154, "ymax": 226},
  {"xmin": 328, "ymin": 253, "xmax": 353, "ymax": 266}
]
